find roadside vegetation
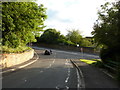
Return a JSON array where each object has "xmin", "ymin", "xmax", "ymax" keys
[
  {"xmin": 92, "ymin": 1, "xmax": 120, "ymax": 81},
  {"xmin": 1, "ymin": 1, "xmax": 47, "ymax": 53},
  {"xmin": 1, "ymin": 1, "xmax": 95, "ymax": 54},
  {"xmin": 36, "ymin": 28, "xmax": 95, "ymax": 47},
  {"xmin": 1, "ymin": 0, "xmax": 119, "ymax": 82},
  {"xmin": 1, "ymin": 46, "xmax": 32, "ymax": 53}
]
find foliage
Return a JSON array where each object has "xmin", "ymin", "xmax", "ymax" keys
[
  {"xmin": 92, "ymin": 1, "xmax": 120, "ymax": 80},
  {"xmin": 92, "ymin": 1, "xmax": 120, "ymax": 48},
  {"xmin": 38, "ymin": 28, "xmax": 95, "ymax": 47},
  {"xmin": 66, "ymin": 29, "xmax": 82, "ymax": 45},
  {"xmin": 80, "ymin": 59, "xmax": 104, "ymax": 68},
  {"xmin": 1, "ymin": 46, "xmax": 32, "ymax": 53},
  {"xmin": 37, "ymin": 28, "xmax": 77, "ymax": 46},
  {"xmin": 80, "ymin": 38, "xmax": 93, "ymax": 47},
  {"xmin": 92, "ymin": 1, "xmax": 120, "ymax": 60},
  {"xmin": 38, "ymin": 28, "xmax": 61, "ymax": 44},
  {"xmin": 2, "ymin": 2, "xmax": 47, "ymax": 48}
]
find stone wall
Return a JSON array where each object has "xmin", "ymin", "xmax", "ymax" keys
[{"xmin": 0, "ymin": 49, "xmax": 34, "ymax": 69}]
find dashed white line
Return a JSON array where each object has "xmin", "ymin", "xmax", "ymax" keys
[
  {"xmin": 65, "ymin": 61, "xmax": 71, "ymax": 84},
  {"xmin": 65, "ymin": 86, "xmax": 69, "ymax": 90},
  {"xmin": 40, "ymin": 71, "xmax": 43, "ymax": 73},
  {"xmin": 56, "ymin": 85, "xmax": 60, "ymax": 90},
  {"xmin": 65, "ymin": 77, "xmax": 69, "ymax": 83}
]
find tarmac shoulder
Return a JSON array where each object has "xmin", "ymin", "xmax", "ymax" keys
[{"xmin": 72, "ymin": 59, "xmax": 119, "ymax": 88}]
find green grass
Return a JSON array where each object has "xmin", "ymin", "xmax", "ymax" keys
[
  {"xmin": 80, "ymin": 59, "xmax": 104, "ymax": 68},
  {"xmin": 80, "ymin": 59, "xmax": 97, "ymax": 64},
  {"xmin": 0, "ymin": 46, "xmax": 32, "ymax": 53}
]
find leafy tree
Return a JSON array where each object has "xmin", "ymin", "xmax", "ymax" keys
[
  {"xmin": 81, "ymin": 38, "xmax": 93, "ymax": 47},
  {"xmin": 39, "ymin": 28, "xmax": 61, "ymax": 44},
  {"xmin": 92, "ymin": 2, "xmax": 120, "ymax": 49},
  {"xmin": 66, "ymin": 29, "xmax": 82, "ymax": 45},
  {"xmin": 38, "ymin": 28, "xmax": 76, "ymax": 46},
  {"xmin": 2, "ymin": 2, "xmax": 47, "ymax": 48},
  {"xmin": 92, "ymin": 1, "xmax": 120, "ymax": 60},
  {"xmin": 92, "ymin": 1, "xmax": 120, "ymax": 80}
]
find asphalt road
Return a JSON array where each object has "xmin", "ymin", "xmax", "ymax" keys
[{"xmin": 2, "ymin": 47, "xmax": 100, "ymax": 89}]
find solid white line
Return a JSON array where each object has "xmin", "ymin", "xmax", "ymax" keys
[
  {"xmin": 18, "ymin": 60, "xmax": 37, "ymax": 69},
  {"xmin": 101, "ymin": 70, "xmax": 114, "ymax": 79},
  {"xmin": 2, "ymin": 51, "xmax": 39, "ymax": 74},
  {"xmin": 76, "ymin": 69, "xmax": 81, "ymax": 89}
]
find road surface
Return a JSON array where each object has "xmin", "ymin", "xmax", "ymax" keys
[{"xmin": 2, "ymin": 47, "xmax": 99, "ymax": 89}]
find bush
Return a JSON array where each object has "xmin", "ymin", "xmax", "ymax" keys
[
  {"xmin": 100, "ymin": 48, "xmax": 113, "ymax": 63},
  {"xmin": 100, "ymin": 47, "xmax": 120, "ymax": 82},
  {"xmin": 1, "ymin": 46, "xmax": 32, "ymax": 53}
]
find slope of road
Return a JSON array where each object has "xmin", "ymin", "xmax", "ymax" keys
[
  {"xmin": 2, "ymin": 46, "xmax": 118, "ymax": 89},
  {"xmin": 2, "ymin": 48, "xmax": 79, "ymax": 89}
]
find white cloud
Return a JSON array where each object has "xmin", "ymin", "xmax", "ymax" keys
[{"xmin": 36, "ymin": 0, "xmax": 116, "ymax": 37}]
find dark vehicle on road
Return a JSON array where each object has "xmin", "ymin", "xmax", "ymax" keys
[
  {"xmin": 44, "ymin": 50, "xmax": 52, "ymax": 55},
  {"xmin": 50, "ymin": 49, "xmax": 52, "ymax": 54}
]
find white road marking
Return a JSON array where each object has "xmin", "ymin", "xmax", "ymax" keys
[
  {"xmin": 65, "ymin": 59, "xmax": 71, "ymax": 83},
  {"xmin": 76, "ymin": 69, "xmax": 81, "ymax": 88},
  {"xmin": 56, "ymin": 85, "xmax": 60, "ymax": 90},
  {"xmin": 65, "ymin": 59, "xmax": 71, "ymax": 66},
  {"xmin": 40, "ymin": 71, "xmax": 43, "ymax": 73},
  {"xmin": 46, "ymin": 59, "xmax": 55, "ymax": 68},
  {"xmin": 47, "ymin": 64, "xmax": 52, "ymax": 68},
  {"xmin": 65, "ymin": 77, "xmax": 69, "ymax": 83},
  {"xmin": 18, "ymin": 60, "xmax": 37, "ymax": 69},
  {"xmin": 52, "ymin": 59, "xmax": 55, "ymax": 64},
  {"xmin": 65, "ymin": 86, "xmax": 69, "ymax": 90}
]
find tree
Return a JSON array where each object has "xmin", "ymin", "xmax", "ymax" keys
[
  {"xmin": 2, "ymin": 2, "xmax": 47, "ymax": 48},
  {"xmin": 39, "ymin": 28, "xmax": 61, "ymax": 44},
  {"xmin": 92, "ymin": 1, "xmax": 120, "ymax": 60},
  {"xmin": 66, "ymin": 29, "xmax": 82, "ymax": 45},
  {"xmin": 92, "ymin": 1, "xmax": 120, "ymax": 80},
  {"xmin": 81, "ymin": 38, "xmax": 93, "ymax": 47},
  {"xmin": 92, "ymin": 2, "xmax": 120, "ymax": 49}
]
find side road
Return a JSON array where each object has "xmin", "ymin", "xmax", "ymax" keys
[
  {"xmin": 72, "ymin": 59, "xmax": 119, "ymax": 88},
  {"xmin": 1, "ymin": 51, "xmax": 39, "ymax": 75}
]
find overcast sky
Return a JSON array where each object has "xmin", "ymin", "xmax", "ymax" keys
[{"xmin": 36, "ymin": 0, "xmax": 116, "ymax": 37}]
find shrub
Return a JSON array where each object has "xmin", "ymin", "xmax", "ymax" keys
[{"xmin": 1, "ymin": 46, "xmax": 32, "ymax": 53}]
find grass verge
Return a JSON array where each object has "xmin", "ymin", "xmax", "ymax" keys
[{"xmin": 80, "ymin": 59, "xmax": 104, "ymax": 68}]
